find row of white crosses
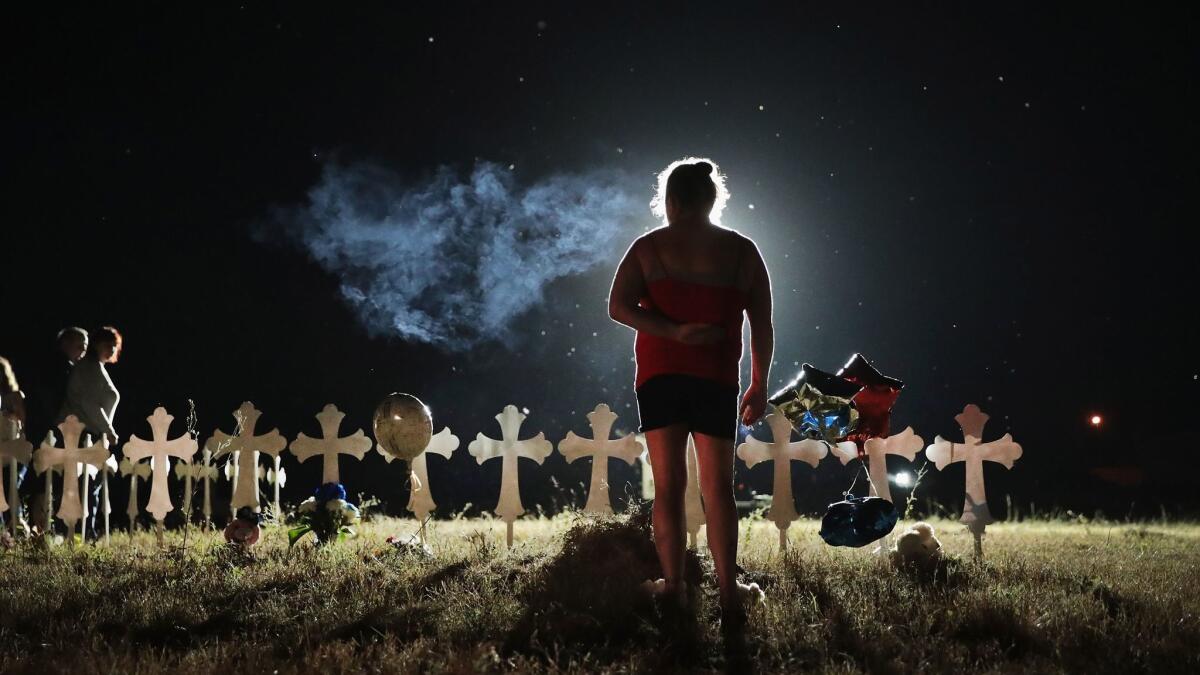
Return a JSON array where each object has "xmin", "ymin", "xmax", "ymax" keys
[
  {"xmin": 736, "ymin": 404, "xmax": 1021, "ymax": 556},
  {"xmin": 8, "ymin": 399, "xmax": 1021, "ymax": 557},
  {"xmin": 470, "ymin": 403, "xmax": 653, "ymax": 547}
]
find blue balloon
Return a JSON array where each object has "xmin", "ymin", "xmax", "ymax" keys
[
  {"xmin": 798, "ymin": 409, "xmax": 855, "ymax": 441},
  {"xmin": 819, "ymin": 494, "xmax": 898, "ymax": 547}
]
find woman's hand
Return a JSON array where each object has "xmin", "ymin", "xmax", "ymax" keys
[
  {"xmin": 740, "ymin": 382, "xmax": 768, "ymax": 426},
  {"xmin": 674, "ymin": 323, "xmax": 725, "ymax": 345}
]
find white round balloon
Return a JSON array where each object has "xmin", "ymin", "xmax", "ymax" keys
[{"xmin": 372, "ymin": 392, "xmax": 433, "ymax": 461}]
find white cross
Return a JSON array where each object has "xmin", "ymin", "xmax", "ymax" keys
[
  {"xmin": 289, "ymin": 404, "xmax": 372, "ymax": 485},
  {"xmin": 639, "ymin": 434, "xmax": 706, "ymax": 547},
  {"xmin": 377, "ymin": 427, "xmax": 459, "ymax": 541},
  {"xmin": 737, "ymin": 413, "xmax": 828, "ymax": 550},
  {"xmin": 830, "ymin": 427, "xmax": 923, "ymax": 504},
  {"xmin": 123, "ymin": 407, "xmax": 198, "ymax": 523},
  {"xmin": 120, "ymin": 457, "xmax": 152, "ymax": 527},
  {"xmin": 266, "ymin": 456, "xmax": 287, "ymax": 518},
  {"xmin": 32, "ymin": 415, "xmax": 110, "ymax": 541},
  {"xmin": 926, "ymin": 404, "xmax": 1022, "ymax": 554},
  {"xmin": 684, "ymin": 435, "xmax": 705, "ymax": 548},
  {"xmin": 35, "ymin": 431, "xmax": 60, "ymax": 531},
  {"xmin": 558, "ymin": 404, "xmax": 643, "ymax": 515},
  {"xmin": 0, "ymin": 430, "xmax": 33, "ymax": 535},
  {"xmin": 199, "ymin": 449, "xmax": 216, "ymax": 526},
  {"xmin": 237, "ymin": 460, "xmax": 285, "ymax": 517},
  {"xmin": 205, "ymin": 402, "xmax": 286, "ymax": 512},
  {"xmin": 468, "ymin": 405, "xmax": 552, "ymax": 547},
  {"xmin": 96, "ymin": 455, "xmax": 118, "ymax": 543},
  {"xmin": 175, "ymin": 452, "xmax": 218, "ymax": 525}
]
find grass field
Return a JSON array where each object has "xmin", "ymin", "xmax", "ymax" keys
[{"xmin": 1, "ymin": 511, "xmax": 1198, "ymax": 674}]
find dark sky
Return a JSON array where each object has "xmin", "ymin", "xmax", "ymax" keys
[{"xmin": 3, "ymin": 4, "xmax": 1196, "ymax": 519}]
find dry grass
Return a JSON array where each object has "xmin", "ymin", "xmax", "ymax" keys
[{"xmin": 1, "ymin": 510, "xmax": 1198, "ymax": 674}]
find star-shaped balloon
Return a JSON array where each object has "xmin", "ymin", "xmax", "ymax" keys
[
  {"xmin": 836, "ymin": 353, "xmax": 904, "ymax": 447},
  {"xmin": 768, "ymin": 363, "xmax": 861, "ymax": 444}
]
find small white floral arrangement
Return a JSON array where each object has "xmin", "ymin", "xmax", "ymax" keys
[{"xmin": 288, "ymin": 482, "xmax": 360, "ymax": 547}]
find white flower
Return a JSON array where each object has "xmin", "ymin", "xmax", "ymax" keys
[
  {"xmin": 326, "ymin": 498, "xmax": 348, "ymax": 512},
  {"xmin": 298, "ymin": 498, "xmax": 318, "ymax": 514}
]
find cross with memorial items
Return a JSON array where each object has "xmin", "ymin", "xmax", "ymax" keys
[
  {"xmin": 925, "ymin": 404, "xmax": 1023, "ymax": 556},
  {"xmin": 558, "ymin": 404, "xmax": 643, "ymax": 515},
  {"xmin": 830, "ymin": 427, "xmax": 924, "ymax": 505},
  {"xmin": 468, "ymin": 405, "xmax": 552, "ymax": 547},
  {"xmin": 378, "ymin": 427, "xmax": 459, "ymax": 543},
  {"xmin": 737, "ymin": 412, "xmax": 828, "ymax": 550}
]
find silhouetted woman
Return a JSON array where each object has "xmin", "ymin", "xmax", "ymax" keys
[
  {"xmin": 59, "ymin": 326, "xmax": 123, "ymax": 541},
  {"xmin": 609, "ymin": 158, "xmax": 773, "ymax": 629},
  {"xmin": 61, "ymin": 326, "xmax": 123, "ymax": 449}
]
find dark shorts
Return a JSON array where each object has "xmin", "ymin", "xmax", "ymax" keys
[{"xmin": 636, "ymin": 374, "xmax": 740, "ymax": 440}]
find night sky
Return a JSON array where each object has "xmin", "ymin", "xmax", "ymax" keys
[{"xmin": 4, "ymin": 4, "xmax": 1196, "ymax": 519}]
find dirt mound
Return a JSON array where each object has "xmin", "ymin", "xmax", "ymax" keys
[{"xmin": 504, "ymin": 502, "xmax": 710, "ymax": 658}]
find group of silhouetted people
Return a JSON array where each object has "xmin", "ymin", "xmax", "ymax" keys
[{"xmin": 0, "ymin": 325, "xmax": 123, "ymax": 538}]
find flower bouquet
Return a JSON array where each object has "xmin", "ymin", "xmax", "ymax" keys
[{"xmin": 288, "ymin": 482, "xmax": 360, "ymax": 547}]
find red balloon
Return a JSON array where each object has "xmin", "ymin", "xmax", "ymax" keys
[{"xmin": 837, "ymin": 353, "xmax": 904, "ymax": 447}]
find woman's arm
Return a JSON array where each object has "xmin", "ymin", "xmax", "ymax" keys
[
  {"xmin": 608, "ymin": 238, "xmax": 723, "ymax": 344},
  {"xmin": 741, "ymin": 240, "xmax": 774, "ymax": 425}
]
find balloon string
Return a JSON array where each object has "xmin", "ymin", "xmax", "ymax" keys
[
  {"xmin": 843, "ymin": 453, "xmax": 869, "ymax": 498},
  {"xmin": 403, "ymin": 513, "xmax": 434, "ymax": 547}
]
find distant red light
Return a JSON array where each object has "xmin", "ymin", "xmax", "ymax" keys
[{"xmin": 1090, "ymin": 414, "xmax": 1102, "ymax": 427}]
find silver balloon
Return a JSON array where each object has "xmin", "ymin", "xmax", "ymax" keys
[{"xmin": 373, "ymin": 393, "xmax": 433, "ymax": 461}]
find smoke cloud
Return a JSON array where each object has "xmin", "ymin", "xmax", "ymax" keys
[{"xmin": 267, "ymin": 161, "xmax": 642, "ymax": 350}]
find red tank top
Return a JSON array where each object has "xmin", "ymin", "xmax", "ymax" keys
[{"xmin": 634, "ymin": 236, "xmax": 750, "ymax": 389}]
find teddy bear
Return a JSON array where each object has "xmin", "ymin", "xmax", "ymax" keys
[{"xmin": 890, "ymin": 521, "xmax": 942, "ymax": 573}]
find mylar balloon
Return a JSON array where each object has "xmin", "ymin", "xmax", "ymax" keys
[
  {"xmin": 819, "ymin": 494, "xmax": 898, "ymax": 547},
  {"xmin": 837, "ymin": 353, "xmax": 904, "ymax": 445},
  {"xmin": 373, "ymin": 393, "xmax": 433, "ymax": 461},
  {"xmin": 768, "ymin": 363, "xmax": 861, "ymax": 444}
]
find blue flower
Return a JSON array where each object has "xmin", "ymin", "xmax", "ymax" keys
[{"xmin": 314, "ymin": 482, "xmax": 347, "ymax": 503}]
